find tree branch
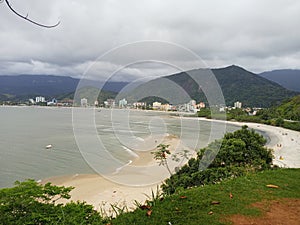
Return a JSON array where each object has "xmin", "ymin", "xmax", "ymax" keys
[{"xmin": 4, "ymin": 0, "xmax": 60, "ymax": 28}]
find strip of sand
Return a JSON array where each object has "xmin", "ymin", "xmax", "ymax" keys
[
  {"xmin": 43, "ymin": 119, "xmax": 300, "ymax": 214},
  {"xmin": 196, "ymin": 118, "xmax": 300, "ymax": 168},
  {"xmin": 42, "ymin": 134, "xmax": 192, "ymax": 214}
]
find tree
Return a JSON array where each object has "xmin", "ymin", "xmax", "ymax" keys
[
  {"xmin": 161, "ymin": 126, "xmax": 274, "ymax": 194},
  {"xmin": 152, "ymin": 144, "xmax": 172, "ymax": 175},
  {"xmin": 0, "ymin": 180, "xmax": 103, "ymax": 224},
  {"xmin": 2, "ymin": 0, "xmax": 60, "ymax": 28}
]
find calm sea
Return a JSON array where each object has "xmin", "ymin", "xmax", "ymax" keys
[{"xmin": 0, "ymin": 106, "xmax": 241, "ymax": 188}]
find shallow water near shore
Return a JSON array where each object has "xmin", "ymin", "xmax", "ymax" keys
[{"xmin": 0, "ymin": 106, "xmax": 243, "ymax": 188}]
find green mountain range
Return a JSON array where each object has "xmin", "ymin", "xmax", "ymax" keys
[
  {"xmin": 119, "ymin": 65, "xmax": 298, "ymax": 107},
  {"xmin": 0, "ymin": 66, "xmax": 298, "ymax": 107}
]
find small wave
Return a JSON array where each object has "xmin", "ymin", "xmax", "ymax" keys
[
  {"xmin": 135, "ymin": 137, "xmax": 144, "ymax": 141},
  {"xmin": 113, "ymin": 160, "xmax": 133, "ymax": 174},
  {"xmin": 122, "ymin": 146, "xmax": 139, "ymax": 158}
]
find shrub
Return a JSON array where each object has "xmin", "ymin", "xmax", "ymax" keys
[{"xmin": 162, "ymin": 126, "xmax": 273, "ymax": 194}]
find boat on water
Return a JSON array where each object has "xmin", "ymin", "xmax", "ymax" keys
[{"xmin": 45, "ymin": 144, "xmax": 52, "ymax": 149}]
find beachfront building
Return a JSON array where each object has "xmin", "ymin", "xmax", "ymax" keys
[
  {"xmin": 35, "ymin": 96, "xmax": 45, "ymax": 103},
  {"xmin": 47, "ymin": 98, "xmax": 58, "ymax": 106},
  {"xmin": 104, "ymin": 99, "xmax": 115, "ymax": 108},
  {"xmin": 152, "ymin": 101, "xmax": 162, "ymax": 110},
  {"xmin": 81, "ymin": 98, "xmax": 88, "ymax": 107},
  {"xmin": 198, "ymin": 102, "xmax": 206, "ymax": 109},
  {"xmin": 119, "ymin": 98, "xmax": 128, "ymax": 108},
  {"xmin": 133, "ymin": 102, "xmax": 146, "ymax": 109},
  {"xmin": 234, "ymin": 101, "xmax": 242, "ymax": 108},
  {"xmin": 28, "ymin": 99, "xmax": 35, "ymax": 104},
  {"xmin": 161, "ymin": 104, "xmax": 172, "ymax": 111}
]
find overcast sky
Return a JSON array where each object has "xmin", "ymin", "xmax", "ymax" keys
[{"xmin": 1, "ymin": 0, "xmax": 300, "ymax": 81}]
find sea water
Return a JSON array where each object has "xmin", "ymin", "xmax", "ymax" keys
[{"xmin": 0, "ymin": 106, "xmax": 241, "ymax": 188}]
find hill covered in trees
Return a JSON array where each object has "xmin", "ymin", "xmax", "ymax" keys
[
  {"xmin": 1, "ymin": 66, "xmax": 298, "ymax": 107},
  {"xmin": 166, "ymin": 65, "xmax": 298, "ymax": 107}
]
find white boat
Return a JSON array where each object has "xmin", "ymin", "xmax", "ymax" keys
[{"xmin": 46, "ymin": 144, "xmax": 52, "ymax": 149}]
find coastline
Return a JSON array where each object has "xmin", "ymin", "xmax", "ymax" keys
[
  {"xmin": 42, "ymin": 134, "xmax": 189, "ymax": 213},
  {"xmin": 42, "ymin": 117, "xmax": 300, "ymax": 213}
]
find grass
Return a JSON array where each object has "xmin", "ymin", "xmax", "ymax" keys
[{"xmin": 108, "ymin": 168, "xmax": 300, "ymax": 225}]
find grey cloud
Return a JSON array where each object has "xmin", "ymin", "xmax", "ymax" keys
[{"xmin": 0, "ymin": 0, "xmax": 299, "ymax": 78}]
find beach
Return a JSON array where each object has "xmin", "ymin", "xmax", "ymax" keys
[
  {"xmin": 42, "ymin": 134, "xmax": 188, "ymax": 213},
  {"xmin": 43, "ymin": 118, "xmax": 300, "ymax": 213}
]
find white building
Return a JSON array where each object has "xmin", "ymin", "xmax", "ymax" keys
[
  {"xmin": 47, "ymin": 98, "xmax": 58, "ymax": 106},
  {"xmin": 104, "ymin": 99, "xmax": 115, "ymax": 108},
  {"xmin": 35, "ymin": 96, "xmax": 45, "ymax": 103},
  {"xmin": 234, "ymin": 101, "xmax": 242, "ymax": 108},
  {"xmin": 81, "ymin": 98, "xmax": 88, "ymax": 107},
  {"xmin": 119, "ymin": 98, "xmax": 128, "ymax": 108},
  {"xmin": 133, "ymin": 102, "xmax": 146, "ymax": 109},
  {"xmin": 152, "ymin": 101, "xmax": 162, "ymax": 110}
]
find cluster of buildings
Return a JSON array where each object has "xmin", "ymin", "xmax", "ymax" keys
[
  {"xmin": 28, "ymin": 96, "xmax": 73, "ymax": 106},
  {"xmin": 96, "ymin": 98, "xmax": 206, "ymax": 113},
  {"xmin": 23, "ymin": 95, "xmax": 259, "ymax": 115}
]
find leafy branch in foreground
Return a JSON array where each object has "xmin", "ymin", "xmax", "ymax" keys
[
  {"xmin": 152, "ymin": 144, "xmax": 172, "ymax": 175},
  {"xmin": 3, "ymin": 0, "xmax": 60, "ymax": 28},
  {"xmin": 0, "ymin": 179, "xmax": 103, "ymax": 224},
  {"xmin": 151, "ymin": 144, "xmax": 191, "ymax": 176}
]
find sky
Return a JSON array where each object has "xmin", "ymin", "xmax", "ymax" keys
[{"xmin": 1, "ymin": 0, "xmax": 300, "ymax": 81}]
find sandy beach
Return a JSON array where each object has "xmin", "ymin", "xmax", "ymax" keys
[
  {"xmin": 42, "ymin": 134, "xmax": 189, "ymax": 214},
  {"xmin": 43, "ymin": 118, "xmax": 300, "ymax": 214}
]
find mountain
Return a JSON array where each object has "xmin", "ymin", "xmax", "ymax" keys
[
  {"xmin": 118, "ymin": 65, "xmax": 298, "ymax": 107},
  {"xmin": 210, "ymin": 66, "xmax": 298, "ymax": 107},
  {"xmin": 259, "ymin": 69, "xmax": 300, "ymax": 92},
  {"xmin": 0, "ymin": 75, "xmax": 78, "ymax": 100},
  {"xmin": 1, "ymin": 66, "xmax": 298, "ymax": 107},
  {"xmin": 0, "ymin": 75, "xmax": 126, "ymax": 102}
]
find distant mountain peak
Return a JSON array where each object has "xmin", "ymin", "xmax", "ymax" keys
[{"xmin": 259, "ymin": 69, "xmax": 300, "ymax": 92}]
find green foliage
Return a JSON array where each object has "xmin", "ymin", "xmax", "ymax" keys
[
  {"xmin": 276, "ymin": 95, "xmax": 300, "ymax": 121},
  {"xmin": 151, "ymin": 144, "xmax": 172, "ymax": 175},
  {"xmin": 161, "ymin": 126, "xmax": 273, "ymax": 194},
  {"xmin": 197, "ymin": 108, "xmax": 211, "ymax": 118},
  {"xmin": 0, "ymin": 180, "xmax": 103, "ymax": 225},
  {"xmin": 112, "ymin": 169, "xmax": 300, "ymax": 225}
]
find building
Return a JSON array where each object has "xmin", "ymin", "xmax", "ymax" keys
[
  {"xmin": 119, "ymin": 98, "xmax": 128, "ymax": 108},
  {"xmin": 161, "ymin": 104, "xmax": 172, "ymax": 111},
  {"xmin": 152, "ymin": 101, "xmax": 162, "ymax": 110},
  {"xmin": 35, "ymin": 96, "xmax": 45, "ymax": 103},
  {"xmin": 234, "ymin": 101, "xmax": 242, "ymax": 109},
  {"xmin": 133, "ymin": 102, "xmax": 146, "ymax": 109},
  {"xmin": 198, "ymin": 102, "xmax": 206, "ymax": 109},
  {"xmin": 47, "ymin": 98, "xmax": 58, "ymax": 106},
  {"xmin": 104, "ymin": 99, "xmax": 115, "ymax": 108},
  {"xmin": 81, "ymin": 98, "xmax": 88, "ymax": 107}
]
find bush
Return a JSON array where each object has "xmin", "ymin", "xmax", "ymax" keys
[
  {"xmin": 162, "ymin": 126, "xmax": 273, "ymax": 194},
  {"xmin": 0, "ymin": 180, "xmax": 103, "ymax": 225}
]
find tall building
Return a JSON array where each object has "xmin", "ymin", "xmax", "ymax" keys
[
  {"xmin": 81, "ymin": 98, "xmax": 88, "ymax": 107},
  {"xmin": 35, "ymin": 96, "xmax": 45, "ymax": 103},
  {"xmin": 234, "ymin": 101, "xmax": 242, "ymax": 108},
  {"xmin": 119, "ymin": 98, "xmax": 127, "ymax": 108}
]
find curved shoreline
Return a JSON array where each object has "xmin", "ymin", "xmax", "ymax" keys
[
  {"xmin": 194, "ymin": 117, "xmax": 300, "ymax": 168},
  {"xmin": 43, "ymin": 118, "xmax": 300, "ymax": 212}
]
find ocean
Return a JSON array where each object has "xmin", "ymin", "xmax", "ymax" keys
[{"xmin": 0, "ymin": 106, "xmax": 241, "ymax": 188}]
